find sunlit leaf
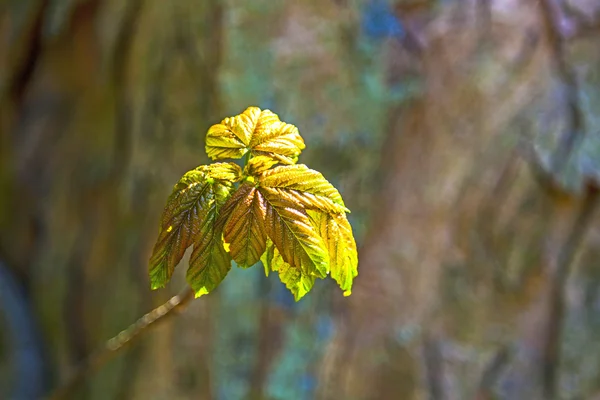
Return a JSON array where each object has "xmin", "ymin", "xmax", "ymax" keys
[
  {"xmin": 152, "ymin": 107, "xmax": 359, "ymax": 302},
  {"xmin": 259, "ymin": 188, "xmax": 329, "ymax": 278},
  {"xmin": 205, "ymin": 162, "xmax": 243, "ymax": 182},
  {"xmin": 205, "ymin": 107, "xmax": 259, "ymax": 160},
  {"xmin": 250, "ymin": 118, "xmax": 305, "ymax": 165},
  {"xmin": 244, "ymin": 155, "xmax": 280, "ymax": 176},
  {"xmin": 186, "ymin": 192, "xmax": 233, "ymax": 297},
  {"xmin": 148, "ymin": 162, "xmax": 240, "ymax": 290},
  {"xmin": 261, "ymin": 238, "xmax": 275, "ymax": 277},
  {"xmin": 309, "ymin": 211, "xmax": 358, "ymax": 296},
  {"xmin": 205, "ymin": 107, "xmax": 305, "ymax": 164},
  {"xmin": 222, "ymin": 184, "xmax": 268, "ymax": 268},
  {"xmin": 261, "ymin": 240, "xmax": 315, "ymax": 301},
  {"xmin": 259, "ymin": 164, "xmax": 349, "ymax": 214}
]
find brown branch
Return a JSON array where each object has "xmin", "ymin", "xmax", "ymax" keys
[{"xmin": 46, "ymin": 286, "xmax": 195, "ymax": 400}]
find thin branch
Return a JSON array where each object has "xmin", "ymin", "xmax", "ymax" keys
[{"xmin": 46, "ymin": 286, "xmax": 195, "ymax": 400}]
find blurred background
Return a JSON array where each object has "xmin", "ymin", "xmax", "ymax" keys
[{"xmin": 1, "ymin": 0, "xmax": 600, "ymax": 399}]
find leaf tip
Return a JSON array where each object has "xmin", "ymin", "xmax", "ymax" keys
[
  {"xmin": 193, "ymin": 287, "xmax": 209, "ymax": 298},
  {"xmin": 293, "ymin": 292, "xmax": 307, "ymax": 302},
  {"xmin": 343, "ymin": 289, "xmax": 352, "ymax": 297}
]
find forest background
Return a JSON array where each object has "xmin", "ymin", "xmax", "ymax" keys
[{"xmin": 2, "ymin": 0, "xmax": 600, "ymax": 399}]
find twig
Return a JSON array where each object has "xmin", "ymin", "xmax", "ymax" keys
[{"xmin": 46, "ymin": 286, "xmax": 195, "ymax": 400}]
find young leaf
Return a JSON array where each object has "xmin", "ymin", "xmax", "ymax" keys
[
  {"xmin": 261, "ymin": 240, "xmax": 315, "ymax": 301},
  {"xmin": 186, "ymin": 188, "xmax": 233, "ymax": 297},
  {"xmin": 259, "ymin": 164, "xmax": 349, "ymax": 214},
  {"xmin": 205, "ymin": 162, "xmax": 244, "ymax": 182},
  {"xmin": 148, "ymin": 162, "xmax": 241, "ymax": 290},
  {"xmin": 309, "ymin": 211, "xmax": 358, "ymax": 296},
  {"xmin": 205, "ymin": 108, "xmax": 257, "ymax": 159},
  {"xmin": 151, "ymin": 106, "xmax": 359, "ymax": 302},
  {"xmin": 261, "ymin": 238, "xmax": 275, "ymax": 277},
  {"xmin": 249, "ymin": 118, "xmax": 305, "ymax": 164},
  {"xmin": 205, "ymin": 107, "xmax": 305, "ymax": 164},
  {"xmin": 244, "ymin": 155, "xmax": 280, "ymax": 176},
  {"xmin": 221, "ymin": 184, "xmax": 268, "ymax": 268},
  {"xmin": 259, "ymin": 189, "xmax": 330, "ymax": 278}
]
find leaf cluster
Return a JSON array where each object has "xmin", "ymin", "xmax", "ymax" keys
[{"xmin": 149, "ymin": 107, "xmax": 358, "ymax": 300}]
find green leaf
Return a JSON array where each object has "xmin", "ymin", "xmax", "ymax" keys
[
  {"xmin": 261, "ymin": 240, "xmax": 315, "ymax": 301},
  {"xmin": 186, "ymin": 198, "xmax": 233, "ymax": 298},
  {"xmin": 309, "ymin": 211, "xmax": 358, "ymax": 296},
  {"xmin": 261, "ymin": 239, "xmax": 275, "ymax": 277},
  {"xmin": 148, "ymin": 162, "xmax": 240, "ymax": 290},
  {"xmin": 221, "ymin": 183, "xmax": 268, "ymax": 268},
  {"xmin": 259, "ymin": 164, "xmax": 349, "ymax": 214},
  {"xmin": 205, "ymin": 107, "xmax": 305, "ymax": 164},
  {"xmin": 259, "ymin": 187, "xmax": 330, "ymax": 279}
]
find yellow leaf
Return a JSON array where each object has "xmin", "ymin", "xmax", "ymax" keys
[
  {"xmin": 222, "ymin": 184, "xmax": 268, "ymax": 268},
  {"xmin": 186, "ymin": 219, "xmax": 232, "ymax": 298},
  {"xmin": 261, "ymin": 238, "xmax": 275, "ymax": 277},
  {"xmin": 261, "ymin": 240, "xmax": 315, "ymax": 301},
  {"xmin": 244, "ymin": 155, "xmax": 280, "ymax": 176},
  {"xmin": 151, "ymin": 107, "xmax": 359, "ymax": 302},
  {"xmin": 259, "ymin": 164, "xmax": 349, "ymax": 214},
  {"xmin": 309, "ymin": 211, "xmax": 358, "ymax": 295},
  {"xmin": 205, "ymin": 107, "xmax": 305, "ymax": 164},
  {"xmin": 206, "ymin": 162, "xmax": 243, "ymax": 182},
  {"xmin": 259, "ymin": 188, "xmax": 329, "ymax": 278},
  {"xmin": 250, "ymin": 117, "xmax": 305, "ymax": 164},
  {"xmin": 205, "ymin": 107, "xmax": 261, "ymax": 160}
]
